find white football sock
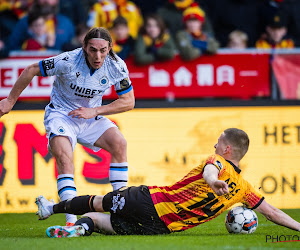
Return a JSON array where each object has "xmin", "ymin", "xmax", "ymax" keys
[
  {"xmin": 109, "ymin": 162, "xmax": 128, "ymax": 190},
  {"xmin": 57, "ymin": 174, "xmax": 77, "ymax": 224}
]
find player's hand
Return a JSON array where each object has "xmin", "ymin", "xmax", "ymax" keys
[
  {"xmin": 68, "ymin": 107, "xmax": 98, "ymax": 119},
  {"xmin": 211, "ymin": 180, "xmax": 229, "ymax": 196},
  {"xmin": 0, "ymin": 98, "xmax": 14, "ymax": 118}
]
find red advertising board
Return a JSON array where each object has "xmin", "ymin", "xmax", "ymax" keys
[
  {"xmin": 122, "ymin": 54, "xmax": 270, "ymax": 100},
  {"xmin": 0, "ymin": 53, "xmax": 270, "ymax": 100},
  {"xmin": 0, "ymin": 56, "xmax": 55, "ymax": 100},
  {"xmin": 272, "ymin": 54, "xmax": 300, "ymax": 100}
]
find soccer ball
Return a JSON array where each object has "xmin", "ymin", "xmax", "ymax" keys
[{"xmin": 225, "ymin": 206, "xmax": 258, "ymax": 234}]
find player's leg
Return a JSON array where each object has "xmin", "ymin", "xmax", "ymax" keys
[
  {"xmin": 78, "ymin": 212, "xmax": 116, "ymax": 235},
  {"xmin": 36, "ymin": 195, "xmax": 105, "ymax": 220},
  {"xmin": 38, "ymin": 194, "xmax": 116, "ymax": 237},
  {"xmin": 50, "ymin": 136, "xmax": 77, "ymax": 225},
  {"xmin": 44, "ymin": 107, "xmax": 79, "ymax": 225},
  {"xmin": 94, "ymin": 127, "xmax": 128, "ymax": 190},
  {"xmin": 78, "ymin": 117, "xmax": 128, "ymax": 191},
  {"xmin": 45, "ymin": 213, "xmax": 115, "ymax": 238}
]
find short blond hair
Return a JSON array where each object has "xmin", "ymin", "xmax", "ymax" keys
[
  {"xmin": 229, "ymin": 30, "xmax": 248, "ymax": 45},
  {"xmin": 223, "ymin": 128, "xmax": 249, "ymax": 161}
]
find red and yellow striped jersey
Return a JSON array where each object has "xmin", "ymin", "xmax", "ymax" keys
[
  {"xmin": 256, "ymin": 38, "xmax": 294, "ymax": 49},
  {"xmin": 148, "ymin": 154, "xmax": 264, "ymax": 232},
  {"xmin": 87, "ymin": 0, "xmax": 143, "ymax": 39}
]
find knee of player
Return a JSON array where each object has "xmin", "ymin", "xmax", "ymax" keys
[
  {"xmin": 265, "ymin": 207, "xmax": 277, "ymax": 221},
  {"xmin": 55, "ymin": 156, "xmax": 73, "ymax": 170},
  {"xmin": 54, "ymin": 156, "xmax": 74, "ymax": 174},
  {"xmin": 111, "ymin": 137, "xmax": 127, "ymax": 155},
  {"xmin": 82, "ymin": 212, "xmax": 97, "ymax": 222},
  {"xmin": 118, "ymin": 137, "xmax": 127, "ymax": 151},
  {"xmin": 81, "ymin": 213, "xmax": 100, "ymax": 230},
  {"xmin": 51, "ymin": 146, "xmax": 69, "ymax": 158},
  {"xmin": 93, "ymin": 196, "xmax": 104, "ymax": 212},
  {"xmin": 53, "ymin": 150, "xmax": 73, "ymax": 165}
]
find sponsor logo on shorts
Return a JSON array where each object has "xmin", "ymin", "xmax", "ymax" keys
[
  {"xmin": 216, "ymin": 160, "xmax": 223, "ymax": 169},
  {"xmin": 57, "ymin": 126, "xmax": 65, "ymax": 134},
  {"xmin": 100, "ymin": 76, "xmax": 109, "ymax": 85},
  {"xmin": 111, "ymin": 194, "xmax": 125, "ymax": 213}
]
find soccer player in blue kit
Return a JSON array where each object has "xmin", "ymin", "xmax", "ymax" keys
[{"xmin": 0, "ymin": 27, "xmax": 135, "ymax": 226}]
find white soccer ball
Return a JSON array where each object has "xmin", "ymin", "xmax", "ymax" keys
[{"xmin": 225, "ymin": 206, "xmax": 258, "ymax": 234}]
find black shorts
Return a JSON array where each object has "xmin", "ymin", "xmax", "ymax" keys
[{"xmin": 103, "ymin": 185, "xmax": 170, "ymax": 235}]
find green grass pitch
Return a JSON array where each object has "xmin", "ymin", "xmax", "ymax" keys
[{"xmin": 1, "ymin": 210, "xmax": 300, "ymax": 250}]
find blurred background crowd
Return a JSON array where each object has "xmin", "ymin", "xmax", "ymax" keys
[{"xmin": 0, "ymin": 0, "xmax": 299, "ymax": 64}]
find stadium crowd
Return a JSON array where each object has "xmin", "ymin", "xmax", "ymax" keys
[{"xmin": 0, "ymin": 0, "xmax": 299, "ymax": 61}]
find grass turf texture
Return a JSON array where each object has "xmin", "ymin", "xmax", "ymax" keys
[{"xmin": 0, "ymin": 210, "xmax": 300, "ymax": 250}]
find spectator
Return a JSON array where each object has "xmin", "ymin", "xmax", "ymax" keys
[
  {"xmin": 227, "ymin": 30, "xmax": 248, "ymax": 49},
  {"xmin": 258, "ymin": 0, "xmax": 285, "ymax": 37},
  {"xmin": 87, "ymin": 0, "xmax": 143, "ymax": 39},
  {"xmin": 0, "ymin": 1, "xmax": 26, "ymax": 56},
  {"xmin": 0, "ymin": 0, "xmax": 33, "ymax": 19},
  {"xmin": 111, "ymin": 16, "xmax": 135, "ymax": 60},
  {"xmin": 256, "ymin": 13, "xmax": 294, "ymax": 49},
  {"xmin": 207, "ymin": 0, "xmax": 261, "ymax": 47},
  {"xmin": 62, "ymin": 24, "xmax": 90, "ymax": 52},
  {"xmin": 176, "ymin": 4, "xmax": 219, "ymax": 61},
  {"xmin": 8, "ymin": 0, "xmax": 74, "ymax": 51},
  {"xmin": 0, "ymin": 35, "xmax": 9, "ymax": 58},
  {"xmin": 22, "ymin": 11, "xmax": 55, "ymax": 50},
  {"xmin": 157, "ymin": 0, "xmax": 214, "ymax": 37},
  {"xmin": 134, "ymin": 14, "xmax": 176, "ymax": 65}
]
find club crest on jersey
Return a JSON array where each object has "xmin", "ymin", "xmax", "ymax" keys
[
  {"xmin": 100, "ymin": 76, "xmax": 109, "ymax": 85},
  {"xmin": 57, "ymin": 126, "xmax": 65, "ymax": 134}
]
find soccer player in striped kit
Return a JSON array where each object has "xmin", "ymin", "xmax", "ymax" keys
[
  {"xmin": 36, "ymin": 128, "xmax": 300, "ymax": 237},
  {"xmin": 0, "ymin": 27, "xmax": 135, "ymax": 226}
]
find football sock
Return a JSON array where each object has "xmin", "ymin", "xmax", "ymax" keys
[
  {"xmin": 57, "ymin": 174, "xmax": 78, "ymax": 223},
  {"xmin": 109, "ymin": 162, "xmax": 128, "ymax": 190},
  {"xmin": 53, "ymin": 195, "xmax": 96, "ymax": 215},
  {"xmin": 75, "ymin": 217, "xmax": 94, "ymax": 236}
]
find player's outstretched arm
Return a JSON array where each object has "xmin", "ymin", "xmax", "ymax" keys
[
  {"xmin": 95, "ymin": 88, "xmax": 135, "ymax": 115},
  {"xmin": 0, "ymin": 62, "xmax": 42, "ymax": 118},
  {"xmin": 255, "ymin": 200, "xmax": 300, "ymax": 231},
  {"xmin": 203, "ymin": 164, "xmax": 229, "ymax": 196}
]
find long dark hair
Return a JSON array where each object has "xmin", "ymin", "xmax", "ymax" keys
[
  {"xmin": 83, "ymin": 27, "xmax": 118, "ymax": 61},
  {"xmin": 140, "ymin": 14, "xmax": 167, "ymax": 40}
]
